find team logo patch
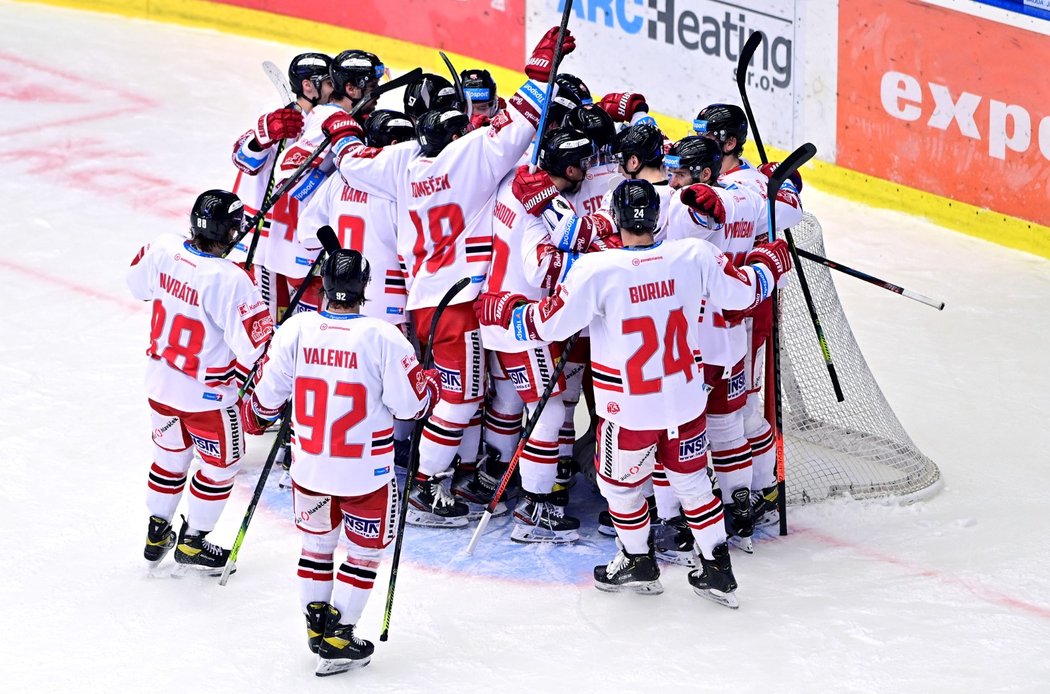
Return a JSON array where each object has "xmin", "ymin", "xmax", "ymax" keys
[
  {"xmin": 606, "ymin": 402, "xmax": 620, "ymax": 415},
  {"xmin": 507, "ymin": 366, "xmax": 530, "ymax": 390},
  {"xmin": 679, "ymin": 430, "xmax": 709, "ymax": 462},
  {"xmin": 374, "ymin": 465, "xmax": 391, "ymax": 476},
  {"xmin": 401, "ymin": 354, "xmax": 419, "ymax": 371},
  {"xmin": 189, "ymin": 432, "xmax": 221, "ymax": 458},
  {"xmin": 202, "ymin": 392, "xmax": 223, "ymax": 401},
  {"xmin": 343, "ymin": 512, "xmax": 381, "ymax": 539},
  {"xmin": 437, "ymin": 364, "xmax": 462, "ymax": 393},
  {"xmin": 728, "ymin": 371, "xmax": 747, "ymax": 400},
  {"xmin": 243, "ymin": 311, "xmax": 274, "ymax": 348}
]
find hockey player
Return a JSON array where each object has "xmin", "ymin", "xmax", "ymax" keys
[
  {"xmin": 475, "ymin": 179, "xmax": 794, "ymax": 606},
  {"xmin": 561, "ymin": 104, "xmax": 621, "ymax": 214},
  {"xmin": 127, "ymin": 190, "xmax": 273, "ymax": 574},
  {"xmin": 461, "ymin": 67, "xmax": 504, "ymax": 127},
  {"xmin": 545, "ymin": 73, "xmax": 593, "ymax": 132},
  {"xmin": 319, "ymin": 26, "xmax": 577, "ymax": 528},
  {"xmin": 403, "ymin": 72, "xmax": 462, "ymax": 121},
  {"xmin": 241, "ymin": 249, "xmax": 440, "ymax": 676}
]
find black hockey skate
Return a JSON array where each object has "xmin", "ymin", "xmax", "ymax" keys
[
  {"xmin": 653, "ymin": 514, "xmax": 697, "ymax": 567},
  {"xmin": 143, "ymin": 515, "xmax": 176, "ymax": 565},
  {"xmin": 751, "ymin": 485, "xmax": 780, "ymax": 528},
  {"xmin": 725, "ymin": 488, "xmax": 755, "ymax": 554},
  {"xmin": 511, "ymin": 491, "xmax": 580, "ymax": 543},
  {"xmin": 315, "ymin": 606, "xmax": 373, "ymax": 677},
  {"xmin": 452, "ymin": 451, "xmax": 508, "ymax": 519},
  {"xmin": 173, "ymin": 516, "xmax": 235, "ymax": 577},
  {"xmin": 305, "ymin": 601, "xmax": 329, "ymax": 654},
  {"xmin": 688, "ymin": 542, "xmax": 739, "ymax": 609},
  {"xmin": 593, "ymin": 542, "xmax": 663, "ymax": 595},
  {"xmin": 549, "ymin": 456, "xmax": 579, "ymax": 507},
  {"xmin": 407, "ymin": 470, "xmax": 470, "ymax": 528}
]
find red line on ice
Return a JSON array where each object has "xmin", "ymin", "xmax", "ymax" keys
[{"xmin": 0, "ymin": 257, "xmax": 146, "ymax": 313}]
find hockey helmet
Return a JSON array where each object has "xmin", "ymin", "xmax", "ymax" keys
[
  {"xmin": 190, "ymin": 190, "xmax": 243, "ymax": 244},
  {"xmin": 416, "ymin": 109, "xmax": 471, "ymax": 157},
  {"xmin": 365, "ymin": 109, "xmax": 417, "ymax": 147},
  {"xmin": 664, "ymin": 136, "xmax": 723, "ymax": 184},
  {"xmin": 562, "ymin": 104, "xmax": 616, "ymax": 150},
  {"xmin": 331, "ymin": 50, "xmax": 384, "ymax": 98},
  {"xmin": 611, "ymin": 179, "xmax": 661, "ymax": 234},
  {"xmin": 693, "ymin": 103, "xmax": 748, "ymax": 154},
  {"xmin": 461, "ymin": 68, "xmax": 498, "ymax": 116},
  {"xmin": 546, "ymin": 73, "xmax": 593, "ymax": 128},
  {"xmin": 321, "ymin": 249, "xmax": 371, "ymax": 305},
  {"xmin": 612, "ymin": 122, "xmax": 665, "ymax": 172},
  {"xmin": 538, "ymin": 127, "xmax": 599, "ymax": 178},
  {"xmin": 404, "ymin": 73, "xmax": 461, "ymax": 121},
  {"xmin": 288, "ymin": 53, "xmax": 333, "ymax": 101}
]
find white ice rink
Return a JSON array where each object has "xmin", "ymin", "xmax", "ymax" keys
[{"xmin": 2, "ymin": 2, "xmax": 1049, "ymax": 691}]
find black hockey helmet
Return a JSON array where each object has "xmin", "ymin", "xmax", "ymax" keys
[
  {"xmin": 416, "ymin": 109, "xmax": 471, "ymax": 157},
  {"xmin": 693, "ymin": 103, "xmax": 748, "ymax": 155},
  {"xmin": 461, "ymin": 68, "xmax": 498, "ymax": 115},
  {"xmin": 610, "ymin": 179, "xmax": 661, "ymax": 234},
  {"xmin": 403, "ymin": 73, "xmax": 461, "ymax": 120},
  {"xmin": 331, "ymin": 50, "xmax": 384, "ymax": 98},
  {"xmin": 612, "ymin": 122, "xmax": 665, "ymax": 173},
  {"xmin": 538, "ymin": 127, "xmax": 599, "ymax": 178},
  {"xmin": 546, "ymin": 73, "xmax": 593, "ymax": 128},
  {"xmin": 665, "ymin": 136, "xmax": 723, "ymax": 184},
  {"xmin": 562, "ymin": 104, "xmax": 616, "ymax": 150},
  {"xmin": 321, "ymin": 249, "xmax": 370, "ymax": 305},
  {"xmin": 288, "ymin": 53, "xmax": 333, "ymax": 101},
  {"xmin": 365, "ymin": 109, "xmax": 417, "ymax": 147},
  {"xmin": 190, "ymin": 190, "xmax": 244, "ymax": 244}
]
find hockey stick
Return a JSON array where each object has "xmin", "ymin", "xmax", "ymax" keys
[
  {"xmin": 795, "ymin": 248, "xmax": 946, "ymax": 311},
  {"xmin": 219, "ymin": 227, "xmax": 342, "ymax": 586},
  {"xmin": 529, "ymin": 0, "xmax": 575, "ymax": 171},
  {"xmin": 439, "ymin": 51, "xmax": 472, "ymax": 121},
  {"xmin": 735, "ymin": 31, "xmax": 767, "ymax": 165},
  {"xmin": 380, "ymin": 276, "xmax": 472, "ymax": 642},
  {"xmin": 223, "ymin": 67, "xmax": 424, "ymax": 258},
  {"xmin": 465, "ymin": 331, "xmax": 580, "ymax": 556}
]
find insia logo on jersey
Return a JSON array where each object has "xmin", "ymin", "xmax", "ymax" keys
[
  {"xmin": 507, "ymin": 366, "xmax": 530, "ymax": 390},
  {"xmin": 437, "ymin": 364, "xmax": 462, "ymax": 393},
  {"xmin": 728, "ymin": 370, "xmax": 747, "ymax": 400},
  {"xmin": 189, "ymin": 432, "xmax": 221, "ymax": 458},
  {"xmin": 343, "ymin": 513, "xmax": 381, "ymax": 539},
  {"xmin": 679, "ymin": 429, "xmax": 709, "ymax": 462}
]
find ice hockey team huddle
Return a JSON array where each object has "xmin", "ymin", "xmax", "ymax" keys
[{"xmin": 127, "ymin": 26, "xmax": 803, "ymax": 677}]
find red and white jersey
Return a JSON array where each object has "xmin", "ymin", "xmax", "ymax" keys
[
  {"xmin": 229, "ymin": 124, "xmax": 282, "ymax": 267},
  {"xmin": 298, "ymin": 174, "xmax": 408, "ymax": 324},
  {"xmin": 721, "ymin": 158, "xmax": 803, "ymax": 243},
  {"xmin": 251, "ymin": 310, "xmax": 431, "ymax": 497},
  {"xmin": 126, "ymin": 233, "xmax": 272, "ymax": 412},
  {"xmin": 334, "ymin": 79, "xmax": 547, "ymax": 310},
  {"xmin": 598, "ymin": 177, "xmax": 673, "ymax": 241},
  {"xmin": 566, "ymin": 161, "xmax": 623, "ymax": 216},
  {"xmin": 501, "ymin": 239, "xmax": 775, "ymax": 430}
]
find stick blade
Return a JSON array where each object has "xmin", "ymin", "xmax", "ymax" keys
[
  {"xmin": 737, "ymin": 31, "xmax": 765, "ymax": 90},
  {"xmin": 316, "ymin": 225, "xmax": 341, "ymax": 255},
  {"xmin": 767, "ymin": 142, "xmax": 817, "ymax": 202}
]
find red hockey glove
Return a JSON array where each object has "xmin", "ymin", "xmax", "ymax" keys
[
  {"xmin": 526, "ymin": 26, "xmax": 577, "ymax": 82},
  {"xmin": 416, "ymin": 368, "xmax": 442, "ymax": 419},
  {"xmin": 470, "ymin": 112, "xmax": 491, "ymax": 130},
  {"xmin": 680, "ymin": 184, "xmax": 727, "ymax": 224},
  {"xmin": 587, "ymin": 232, "xmax": 623, "ymax": 252},
  {"xmin": 598, "ymin": 92, "xmax": 649, "ymax": 122},
  {"xmin": 747, "ymin": 239, "xmax": 793, "ymax": 287},
  {"xmin": 758, "ymin": 161, "xmax": 804, "ymax": 193},
  {"xmin": 253, "ymin": 107, "xmax": 304, "ymax": 148},
  {"xmin": 512, "ymin": 165, "xmax": 559, "ymax": 216},
  {"xmin": 475, "ymin": 291, "xmax": 527, "ymax": 328},
  {"xmin": 321, "ymin": 112, "xmax": 364, "ymax": 143},
  {"xmin": 240, "ymin": 393, "xmax": 277, "ymax": 436}
]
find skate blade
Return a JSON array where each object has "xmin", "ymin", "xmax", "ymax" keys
[
  {"xmin": 406, "ymin": 508, "xmax": 469, "ymax": 528},
  {"xmin": 729, "ymin": 535, "xmax": 754, "ymax": 554},
  {"xmin": 510, "ymin": 526, "xmax": 581, "ymax": 544},
  {"xmin": 457, "ymin": 499, "xmax": 508, "ymax": 521},
  {"xmin": 171, "ymin": 561, "xmax": 235, "ymax": 578},
  {"xmin": 692, "ymin": 586, "xmax": 739, "ymax": 609},
  {"xmin": 754, "ymin": 511, "xmax": 779, "ymax": 529},
  {"xmin": 596, "ymin": 526, "xmax": 617, "ymax": 538},
  {"xmin": 654, "ymin": 549, "xmax": 697, "ymax": 568},
  {"xmin": 594, "ymin": 579, "xmax": 664, "ymax": 595},
  {"xmin": 315, "ymin": 655, "xmax": 371, "ymax": 677}
]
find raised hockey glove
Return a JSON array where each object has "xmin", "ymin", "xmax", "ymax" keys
[
  {"xmin": 475, "ymin": 291, "xmax": 527, "ymax": 329},
  {"xmin": 598, "ymin": 92, "xmax": 649, "ymax": 122},
  {"xmin": 512, "ymin": 165, "xmax": 559, "ymax": 216},
  {"xmin": 240, "ymin": 393, "xmax": 280, "ymax": 436},
  {"xmin": 526, "ymin": 26, "xmax": 577, "ymax": 82},
  {"xmin": 747, "ymin": 239, "xmax": 793, "ymax": 287},
  {"xmin": 321, "ymin": 112, "xmax": 364, "ymax": 144},
  {"xmin": 758, "ymin": 161, "xmax": 804, "ymax": 193},
  {"xmin": 680, "ymin": 184, "xmax": 727, "ymax": 224},
  {"xmin": 588, "ymin": 232, "xmax": 623, "ymax": 252},
  {"xmin": 253, "ymin": 107, "xmax": 304, "ymax": 149}
]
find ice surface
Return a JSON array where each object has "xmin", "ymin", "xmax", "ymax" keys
[{"xmin": 1, "ymin": 2, "xmax": 1049, "ymax": 691}]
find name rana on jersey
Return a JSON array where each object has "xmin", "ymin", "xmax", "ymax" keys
[
  {"xmin": 302, "ymin": 347, "xmax": 359, "ymax": 368},
  {"xmin": 158, "ymin": 272, "xmax": 200, "ymax": 306},
  {"xmin": 628, "ymin": 279, "xmax": 675, "ymax": 304},
  {"xmin": 411, "ymin": 174, "xmax": 452, "ymax": 198}
]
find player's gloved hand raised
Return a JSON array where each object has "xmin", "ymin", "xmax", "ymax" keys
[
  {"xmin": 475, "ymin": 291, "xmax": 527, "ymax": 328},
  {"xmin": 526, "ymin": 26, "xmax": 577, "ymax": 82},
  {"xmin": 758, "ymin": 161, "xmax": 804, "ymax": 193},
  {"xmin": 253, "ymin": 107, "xmax": 304, "ymax": 149},
  {"xmin": 512, "ymin": 165, "xmax": 559, "ymax": 216},
  {"xmin": 322, "ymin": 112, "xmax": 364, "ymax": 143},
  {"xmin": 598, "ymin": 92, "xmax": 648, "ymax": 122},
  {"xmin": 680, "ymin": 184, "xmax": 727, "ymax": 224},
  {"xmin": 747, "ymin": 239, "xmax": 793, "ymax": 287},
  {"xmin": 240, "ymin": 393, "xmax": 278, "ymax": 436},
  {"xmin": 588, "ymin": 232, "xmax": 622, "ymax": 252}
]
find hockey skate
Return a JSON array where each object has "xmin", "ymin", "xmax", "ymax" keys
[
  {"xmin": 143, "ymin": 515, "xmax": 176, "ymax": 565},
  {"xmin": 549, "ymin": 456, "xmax": 578, "ymax": 507},
  {"xmin": 275, "ymin": 441, "xmax": 292, "ymax": 490},
  {"xmin": 173, "ymin": 516, "xmax": 235, "ymax": 577},
  {"xmin": 688, "ymin": 542, "xmax": 739, "ymax": 609},
  {"xmin": 452, "ymin": 452, "xmax": 508, "ymax": 519},
  {"xmin": 305, "ymin": 601, "xmax": 329, "ymax": 654},
  {"xmin": 407, "ymin": 470, "xmax": 470, "ymax": 528},
  {"xmin": 511, "ymin": 492, "xmax": 580, "ymax": 544},
  {"xmin": 751, "ymin": 485, "xmax": 780, "ymax": 528},
  {"xmin": 652, "ymin": 514, "xmax": 697, "ymax": 568},
  {"xmin": 315, "ymin": 606, "xmax": 373, "ymax": 676},
  {"xmin": 594, "ymin": 541, "xmax": 663, "ymax": 595},
  {"xmin": 725, "ymin": 488, "xmax": 755, "ymax": 554}
]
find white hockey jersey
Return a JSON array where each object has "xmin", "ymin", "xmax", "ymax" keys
[
  {"xmin": 229, "ymin": 125, "xmax": 283, "ymax": 267},
  {"xmin": 298, "ymin": 173, "xmax": 408, "ymax": 324},
  {"xmin": 721, "ymin": 159, "xmax": 803, "ymax": 243},
  {"xmin": 502, "ymin": 239, "xmax": 776, "ymax": 430},
  {"xmin": 251, "ymin": 311, "xmax": 431, "ymax": 497},
  {"xmin": 566, "ymin": 161, "xmax": 623, "ymax": 217},
  {"xmin": 127, "ymin": 234, "xmax": 273, "ymax": 411},
  {"xmin": 333, "ymin": 79, "xmax": 548, "ymax": 310}
]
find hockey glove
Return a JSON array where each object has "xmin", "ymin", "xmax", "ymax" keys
[
  {"xmin": 598, "ymin": 92, "xmax": 649, "ymax": 122},
  {"xmin": 746, "ymin": 239, "xmax": 793, "ymax": 287},
  {"xmin": 415, "ymin": 368, "xmax": 442, "ymax": 419},
  {"xmin": 475, "ymin": 291, "xmax": 527, "ymax": 329},
  {"xmin": 240, "ymin": 393, "xmax": 280, "ymax": 436},
  {"xmin": 526, "ymin": 26, "xmax": 577, "ymax": 82},
  {"xmin": 253, "ymin": 107, "xmax": 304, "ymax": 149},
  {"xmin": 321, "ymin": 112, "xmax": 364, "ymax": 144},
  {"xmin": 588, "ymin": 232, "xmax": 623, "ymax": 252},
  {"xmin": 758, "ymin": 161, "xmax": 804, "ymax": 194},
  {"xmin": 680, "ymin": 184, "xmax": 727, "ymax": 225},
  {"xmin": 512, "ymin": 165, "xmax": 559, "ymax": 216}
]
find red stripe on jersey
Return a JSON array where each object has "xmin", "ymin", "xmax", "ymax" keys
[
  {"xmin": 372, "ymin": 428, "xmax": 394, "ymax": 440},
  {"xmin": 372, "ymin": 444, "xmax": 394, "ymax": 456},
  {"xmin": 591, "ymin": 361, "xmax": 621, "ymax": 377},
  {"xmin": 713, "ymin": 460, "xmax": 753, "ymax": 473},
  {"xmin": 591, "ymin": 380, "xmax": 624, "ymax": 393},
  {"xmin": 688, "ymin": 511, "xmax": 725, "ymax": 531}
]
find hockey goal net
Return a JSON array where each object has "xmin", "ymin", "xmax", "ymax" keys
[{"xmin": 773, "ymin": 212, "xmax": 942, "ymax": 504}]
